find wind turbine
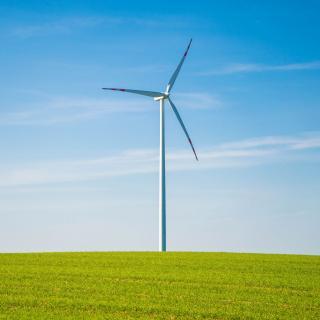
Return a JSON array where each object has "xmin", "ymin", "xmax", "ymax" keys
[{"xmin": 102, "ymin": 39, "xmax": 197, "ymax": 252}]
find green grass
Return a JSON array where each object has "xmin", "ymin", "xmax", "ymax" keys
[{"xmin": 0, "ymin": 252, "xmax": 319, "ymax": 319}]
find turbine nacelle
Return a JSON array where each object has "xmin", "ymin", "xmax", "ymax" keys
[{"xmin": 154, "ymin": 93, "xmax": 170, "ymax": 101}]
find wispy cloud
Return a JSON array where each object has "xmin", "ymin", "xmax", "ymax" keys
[
  {"xmin": 122, "ymin": 65, "xmax": 167, "ymax": 74},
  {"xmin": 217, "ymin": 135, "xmax": 320, "ymax": 150},
  {"xmin": 0, "ymin": 97, "xmax": 150, "ymax": 125},
  {"xmin": 199, "ymin": 61, "xmax": 320, "ymax": 76},
  {"xmin": 1, "ymin": 132, "xmax": 319, "ymax": 187},
  {"xmin": 174, "ymin": 92, "xmax": 222, "ymax": 109},
  {"xmin": 11, "ymin": 16, "xmax": 105, "ymax": 38},
  {"xmin": 0, "ymin": 92, "xmax": 217, "ymax": 126},
  {"xmin": 9, "ymin": 15, "xmax": 189, "ymax": 38}
]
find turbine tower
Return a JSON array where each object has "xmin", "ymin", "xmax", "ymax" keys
[{"xmin": 102, "ymin": 39, "xmax": 198, "ymax": 252}]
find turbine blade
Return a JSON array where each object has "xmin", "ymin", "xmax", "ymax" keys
[
  {"xmin": 102, "ymin": 88, "xmax": 163, "ymax": 98},
  {"xmin": 168, "ymin": 97, "xmax": 198, "ymax": 161},
  {"xmin": 166, "ymin": 39, "xmax": 192, "ymax": 93}
]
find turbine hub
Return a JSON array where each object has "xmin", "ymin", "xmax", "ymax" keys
[
  {"xmin": 163, "ymin": 92, "xmax": 170, "ymax": 98},
  {"xmin": 154, "ymin": 92, "xmax": 169, "ymax": 101}
]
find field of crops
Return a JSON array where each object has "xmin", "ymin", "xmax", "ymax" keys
[{"xmin": 0, "ymin": 252, "xmax": 319, "ymax": 319}]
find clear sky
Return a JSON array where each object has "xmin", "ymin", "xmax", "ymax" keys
[{"xmin": 1, "ymin": 0, "xmax": 319, "ymax": 254}]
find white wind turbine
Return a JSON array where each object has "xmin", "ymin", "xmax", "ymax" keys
[{"xmin": 102, "ymin": 39, "xmax": 197, "ymax": 252}]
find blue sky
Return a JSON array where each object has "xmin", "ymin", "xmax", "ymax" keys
[{"xmin": 1, "ymin": 0, "xmax": 320, "ymax": 253}]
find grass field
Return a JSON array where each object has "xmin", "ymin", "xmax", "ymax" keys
[{"xmin": 0, "ymin": 252, "xmax": 319, "ymax": 319}]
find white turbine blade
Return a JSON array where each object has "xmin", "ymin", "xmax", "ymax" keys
[
  {"xmin": 102, "ymin": 87, "xmax": 163, "ymax": 98},
  {"xmin": 166, "ymin": 39, "xmax": 192, "ymax": 93},
  {"xmin": 168, "ymin": 97, "xmax": 198, "ymax": 161}
]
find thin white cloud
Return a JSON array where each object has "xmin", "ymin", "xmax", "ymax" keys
[
  {"xmin": 123, "ymin": 65, "xmax": 167, "ymax": 74},
  {"xmin": 0, "ymin": 97, "xmax": 151, "ymax": 125},
  {"xmin": 199, "ymin": 61, "xmax": 320, "ymax": 76},
  {"xmin": 9, "ymin": 16, "xmax": 189, "ymax": 38},
  {"xmin": 219, "ymin": 134, "xmax": 320, "ymax": 151},
  {"xmin": 11, "ymin": 17, "xmax": 105, "ymax": 38},
  {"xmin": 1, "ymin": 132, "xmax": 319, "ymax": 188},
  {"xmin": 174, "ymin": 92, "xmax": 222, "ymax": 109},
  {"xmin": 0, "ymin": 92, "xmax": 217, "ymax": 125}
]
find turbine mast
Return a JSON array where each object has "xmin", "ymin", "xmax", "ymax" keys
[{"xmin": 159, "ymin": 98, "xmax": 166, "ymax": 252}]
